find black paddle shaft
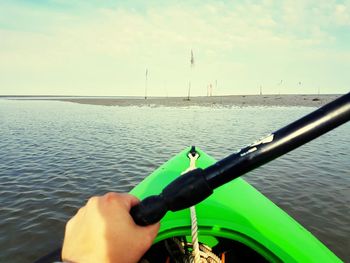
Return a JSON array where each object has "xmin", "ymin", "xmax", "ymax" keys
[{"xmin": 131, "ymin": 93, "xmax": 350, "ymax": 226}]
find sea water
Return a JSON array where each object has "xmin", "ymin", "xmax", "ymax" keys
[{"xmin": 0, "ymin": 99, "xmax": 349, "ymax": 262}]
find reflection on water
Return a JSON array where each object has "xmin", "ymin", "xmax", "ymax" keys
[{"xmin": 0, "ymin": 100, "xmax": 349, "ymax": 262}]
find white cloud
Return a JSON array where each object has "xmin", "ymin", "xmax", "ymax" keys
[
  {"xmin": 0, "ymin": 1, "xmax": 349, "ymax": 95},
  {"xmin": 334, "ymin": 3, "xmax": 350, "ymax": 25}
]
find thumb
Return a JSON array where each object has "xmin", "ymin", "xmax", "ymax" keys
[
  {"xmin": 137, "ymin": 222, "xmax": 160, "ymax": 248},
  {"xmin": 146, "ymin": 222, "xmax": 160, "ymax": 239}
]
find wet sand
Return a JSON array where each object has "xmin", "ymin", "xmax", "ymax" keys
[{"xmin": 57, "ymin": 94, "xmax": 341, "ymax": 107}]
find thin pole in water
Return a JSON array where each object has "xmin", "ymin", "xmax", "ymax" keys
[
  {"xmin": 278, "ymin": 80, "xmax": 283, "ymax": 95},
  {"xmin": 188, "ymin": 50, "xmax": 194, "ymax": 101},
  {"xmin": 145, "ymin": 68, "xmax": 148, "ymax": 99},
  {"xmin": 215, "ymin": 80, "xmax": 217, "ymax": 96}
]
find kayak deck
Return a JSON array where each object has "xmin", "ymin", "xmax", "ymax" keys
[{"xmin": 130, "ymin": 147, "xmax": 341, "ymax": 262}]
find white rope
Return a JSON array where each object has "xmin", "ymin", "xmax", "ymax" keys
[
  {"xmin": 190, "ymin": 206, "xmax": 200, "ymax": 263},
  {"xmin": 199, "ymin": 244, "xmax": 222, "ymax": 263},
  {"xmin": 182, "ymin": 152, "xmax": 201, "ymax": 263},
  {"xmin": 182, "ymin": 151, "xmax": 221, "ymax": 263}
]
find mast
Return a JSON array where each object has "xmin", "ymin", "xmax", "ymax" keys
[
  {"xmin": 145, "ymin": 68, "xmax": 148, "ymax": 99},
  {"xmin": 188, "ymin": 50, "xmax": 194, "ymax": 100}
]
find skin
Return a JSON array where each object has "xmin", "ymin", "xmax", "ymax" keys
[{"xmin": 62, "ymin": 192, "xmax": 160, "ymax": 263}]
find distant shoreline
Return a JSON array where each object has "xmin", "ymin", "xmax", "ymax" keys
[
  {"xmin": 2, "ymin": 94, "xmax": 342, "ymax": 107},
  {"xmin": 55, "ymin": 94, "xmax": 340, "ymax": 107}
]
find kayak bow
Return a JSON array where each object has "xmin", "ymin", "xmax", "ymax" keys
[
  {"xmin": 131, "ymin": 147, "xmax": 342, "ymax": 262},
  {"xmin": 130, "ymin": 92, "xmax": 349, "ymax": 262}
]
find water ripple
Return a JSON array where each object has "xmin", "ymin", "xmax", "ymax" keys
[{"xmin": 0, "ymin": 100, "xmax": 349, "ymax": 262}]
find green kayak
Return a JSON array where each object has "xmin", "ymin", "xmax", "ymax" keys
[{"xmin": 130, "ymin": 147, "xmax": 341, "ymax": 263}]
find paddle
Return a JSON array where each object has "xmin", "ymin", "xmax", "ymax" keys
[{"xmin": 130, "ymin": 92, "xmax": 350, "ymax": 225}]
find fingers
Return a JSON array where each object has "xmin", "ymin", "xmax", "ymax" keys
[
  {"xmin": 81, "ymin": 192, "xmax": 157, "ymax": 229},
  {"xmin": 118, "ymin": 193, "xmax": 140, "ymax": 209},
  {"xmin": 124, "ymin": 194, "xmax": 140, "ymax": 209},
  {"xmin": 102, "ymin": 193, "xmax": 160, "ymax": 229},
  {"xmin": 102, "ymin": 192, "xmax": 140, "ymax": 209}
]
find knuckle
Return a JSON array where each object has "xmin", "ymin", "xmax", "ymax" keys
[{"xmin": 104, "ymin": 192, "xmax": 120, "ymax": 202}]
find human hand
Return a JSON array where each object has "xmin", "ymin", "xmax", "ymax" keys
[{"xmin": 62, "ymin": 192, "xmax": 160, "ymax": 263}]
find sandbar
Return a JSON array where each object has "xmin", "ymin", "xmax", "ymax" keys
[{"xmin": 56, "ymin": 94, "xmax": 341, "ymax": 108}]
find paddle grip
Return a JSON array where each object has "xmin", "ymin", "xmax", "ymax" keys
[{"xmin": 130, "ymin": 168, "xmax": 213, "ymax": 226}]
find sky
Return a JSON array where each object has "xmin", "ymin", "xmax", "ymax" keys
[{"xmin": 0, "ymin": 0, "xmax": 349, "ymax": 96}]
